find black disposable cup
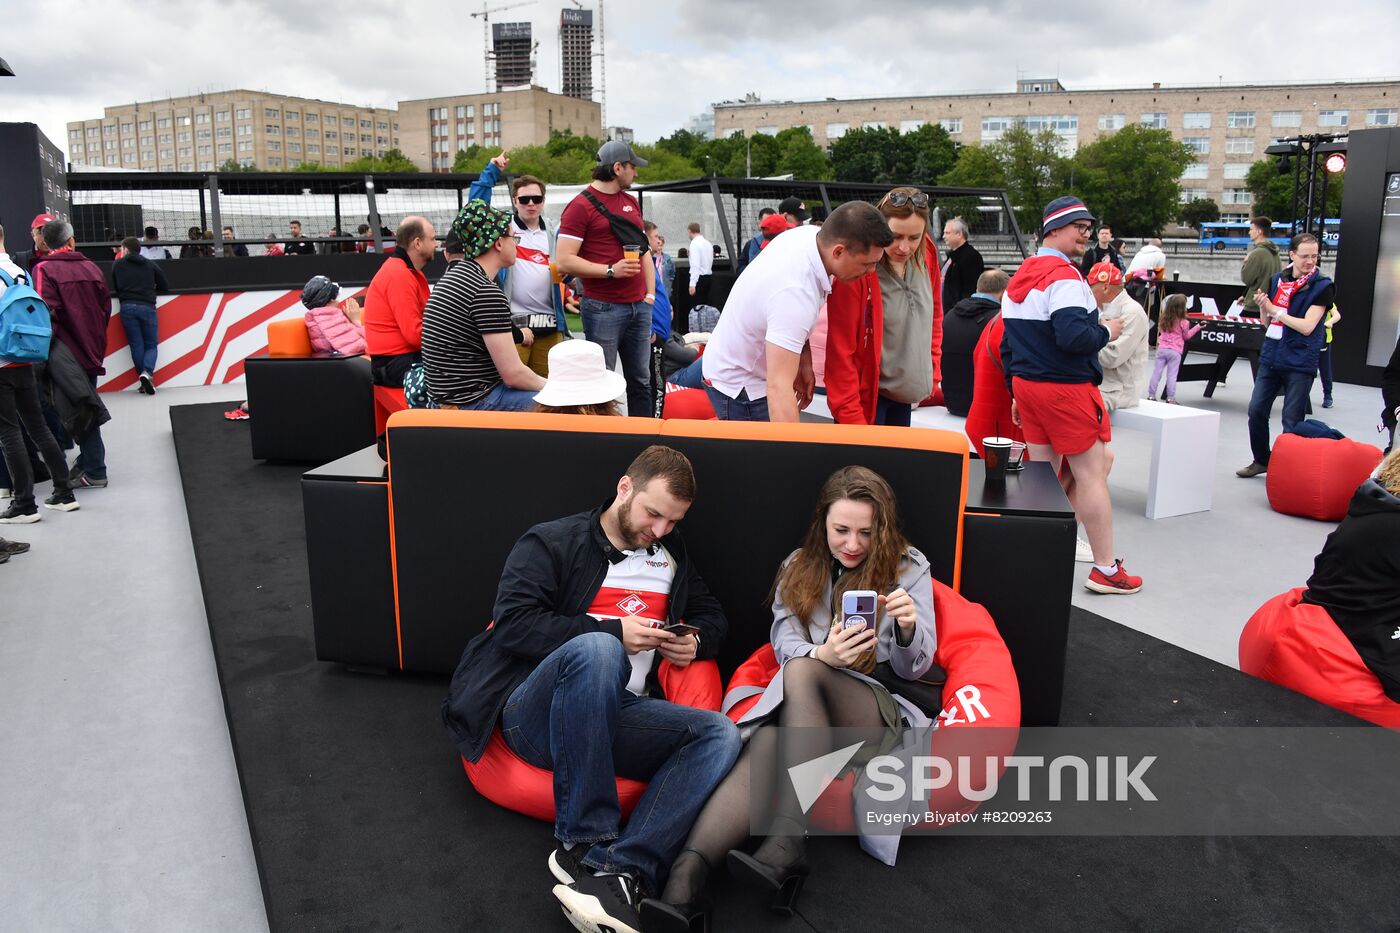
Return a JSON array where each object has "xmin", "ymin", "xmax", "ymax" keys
[{"xmin": 983, "ymin": 436, "xmax": 1013, "ymax": 486}]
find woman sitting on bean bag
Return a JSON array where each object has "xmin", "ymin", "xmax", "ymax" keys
[{"xmin": 641, "ymin": 466, "xmax": 943, "ymax": 931}]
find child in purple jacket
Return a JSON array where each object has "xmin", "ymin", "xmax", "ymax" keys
[{"xmin": 1148, "ymin": 294, "xmax": 1201, "ymax": 403}]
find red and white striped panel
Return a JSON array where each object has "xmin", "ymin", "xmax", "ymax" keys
[{"xmin": 97, "ymin": 288, "xmax": 366, "ymax": 392}]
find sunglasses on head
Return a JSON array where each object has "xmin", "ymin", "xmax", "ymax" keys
[
  {"xmin": 516, "ymin": 195, "xmax": 545, "ymax": 205},
  {"xmin": 886, "ymin": 191, "xmax": 929, "ymax": 209}
]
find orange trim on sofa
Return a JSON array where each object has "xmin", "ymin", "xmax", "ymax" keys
[{"xmin": 387, "ymin": 409, "xmax": 660, "ymax": 436}]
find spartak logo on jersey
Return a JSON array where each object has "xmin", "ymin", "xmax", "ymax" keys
[{"xmin": 617, "ymin": 593, "xmax": 648, "ymax": 616}]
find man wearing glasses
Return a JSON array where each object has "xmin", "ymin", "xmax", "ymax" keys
[
  {"xmin": 1001, "ymin": 197, "xmax": 1142, "ymax": 595},
  {"xmin": 468, "ymin": 151, "xmax": 576, "ymax": 377}
]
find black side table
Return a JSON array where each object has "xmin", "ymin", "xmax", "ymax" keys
[{"xmin": 960, "ymin": 460, "xmax": 1076, "ymax": 726}]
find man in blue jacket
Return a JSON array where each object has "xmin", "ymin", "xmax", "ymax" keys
[
  {"xmin": 1237, "ymin": 233, "xmax": 1335, "ymax": 478},
  {"xmin": 442, "ymin": 445, "xmax": 739, "ymax": 933}
]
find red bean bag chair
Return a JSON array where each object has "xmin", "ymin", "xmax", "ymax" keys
[
  {"xmin": 1239, "ymin": 587, "xmax": 1400, "ymax": 729},
  {"xmin": 1266, "ymin": 434, "xmax": 1383, "ymax": 522},
  {"xmin": 461, "ymin": 658, "xmax": 723, "ymax": 821},
  {"xmin": 662, "ymin": 386, "xmax": 716, "ymax": 421},
  {"xmin": 374, "ymin": 386, "xmax": 408, "ymax": 436},
  {"xmin": 722, "ymin": 580, "xmax": 1021, "ymax": 832}
]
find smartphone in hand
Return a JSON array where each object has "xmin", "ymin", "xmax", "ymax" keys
[
  {"xmin": 841, "ymin": 590, "xmax": 878, "ymax": 631},
  {"xmin": 663, "ymin": 622, "xmax": 700, "ymax": 637}
]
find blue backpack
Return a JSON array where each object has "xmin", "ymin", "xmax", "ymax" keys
[{"xmin": 0, "ymin": 267, "xmax": 53, "ymax": 363}]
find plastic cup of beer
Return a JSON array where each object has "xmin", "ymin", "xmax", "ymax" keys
[{"xmin": 623, "ymin": 246, "xmax": 641, "ymax": 262}]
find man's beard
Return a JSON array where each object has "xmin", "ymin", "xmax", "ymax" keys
[{"xmin": 615, "ymin": 493, "xmax": 651, "ymax": 550}]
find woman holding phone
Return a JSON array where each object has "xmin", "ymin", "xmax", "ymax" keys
[{"xmin": 641, "ymin": 466, "xmax": 940, "ymax": 932}]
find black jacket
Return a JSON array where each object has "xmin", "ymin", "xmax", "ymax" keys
[
  {"xmin": 939, "ymin": 295, "xmax": 1001, "ymax": 417},
  {"xmin": 111, "ymin": 253, "xmax": 170, "ymax": 305},
  {"xmin": 38, "ymin": 339, "xmax": 110, "ymax": 441},
  {"xmin": 1382, "ymin": 335, "xmax": 1400, "ymax": 435},
  {"xmin": 1304, "ymin": 479, "xmax": 1400, "ymax": 701},
  {"xmin": 442, "ymin": 501, "xmax": 729, "ymax": 762},
  {"xmin": 661, "ymin": 333, "xmax": 699, "ymax": 377},
  {"xmin": 941, "ymin": 241, "xmax": 985, "ymax": 310},
  {"xmin": 1079, "ymin": 244, "xmax": 1125, "ymax": 274}
]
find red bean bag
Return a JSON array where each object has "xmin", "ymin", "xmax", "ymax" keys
[
  {"xmin": 662, "ymin": 386, "xmax": 716, "ymax": 421},
  {"xmin": 374, "ymin": 385, "xmax": 408, "ymax": 436},
  {"xmin": 723, "ymin": 580, "xmax": 1021, "ymax": 832},
  {"xmin": 1239, "ymin": 587, "xmax": 1400, "ymax": 729},
  {"xmin": 1266, "ymin": 434, "xmax": 1383, "ymax": 522},
  {"xmin": 461, "ymin": 658, "xmax": 723, "ymax": 821}
]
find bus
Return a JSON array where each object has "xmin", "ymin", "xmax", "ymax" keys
[{"xmin": 1199, "ymin": 220, "xmax": 1340, "ymax": 251}]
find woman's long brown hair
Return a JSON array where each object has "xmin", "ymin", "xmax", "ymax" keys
[{"xmin": 776, "ymin": 466, "xmax": 910, "ymax": 635}]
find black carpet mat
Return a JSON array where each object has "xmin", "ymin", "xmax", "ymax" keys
[{"xmin": 172, "ymin": 401, "xmax": 1400, "ymax": 933}]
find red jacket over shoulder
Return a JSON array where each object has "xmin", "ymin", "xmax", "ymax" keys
[
  {"xmin": 362, "ymin": 253, "xmax": 429, "ymax": 357},
  {"xmin": 823, "ymin": 235, "xmax": 943, "ymax": 424}
]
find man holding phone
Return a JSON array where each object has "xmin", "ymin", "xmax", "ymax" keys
[{"xmin": 442, "ymin": 445, "xmax": 739, "ymax": 933}]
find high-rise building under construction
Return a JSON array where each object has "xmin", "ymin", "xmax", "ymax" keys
[
  {"xmin": 560, "ymin": 8, "xmax": 593, "ymax": 101},
  {"xmin": 492, "ymin": 22, "xmax": 533, "ymax": 90}
]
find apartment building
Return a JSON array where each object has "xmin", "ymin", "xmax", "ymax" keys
[
  {"xmin": 66, "ymin": 90, "xmax": 398, "ymax": 172},
  {"xmin": 714, "ymin": 77, "xmax": 1400, "ymax": 222},
  {"xmin": 397, "ymin": 86, "xmax": 602, "ymax": 171}
]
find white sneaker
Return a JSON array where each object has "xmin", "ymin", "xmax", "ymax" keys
[
  {"xmin": 0, "ymin": 488, "xmax": 10, "ymax": 500},
  {"xmin": 1075, "ymin": 536, "xmax": 1094, "ymax": 563}
]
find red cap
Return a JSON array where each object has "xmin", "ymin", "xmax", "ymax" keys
[
  {"xmin": 31, "ymin": 213, "xmax": 56, "ymax": 230},
  {"xmin": 1087, "ymin": 260, "xmax": 1123, "ymax": 286},
  {"xmin": 759, "ymin": 214, "xmax": 792, "ymax": 236}
]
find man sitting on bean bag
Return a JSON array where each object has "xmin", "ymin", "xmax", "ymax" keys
[{"xmin": 441, "ymin": 445, "xmax": 740, "ymax": 933}]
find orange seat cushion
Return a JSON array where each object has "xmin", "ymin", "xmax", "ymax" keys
[{"xmin": 267, "ymin": 318, "xmax": 313, "ymax": 357}]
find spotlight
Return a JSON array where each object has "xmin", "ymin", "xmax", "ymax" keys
[
  {"xmin": 1324, "ymin": 152, "xmax": 1347, "ymax": 174},
  {"xmin": 1275, "ymin": 156, "xmax": 1292, "ymax": 175}
]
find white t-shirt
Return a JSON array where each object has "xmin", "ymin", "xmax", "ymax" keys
[
  {"xmin": 702, "ymin": 225, "xmax": 832, "ymax": 400},
  {"xmin": 509, "ymin": 218, "xmax": 554, "ymax": 322},
  {"xmin": 689, "ymin": 235, "xmax": 714, "ymax": 284},
  {"xmin": 585, "ymin": 543, "xmax": 677, "ymax": 696}
]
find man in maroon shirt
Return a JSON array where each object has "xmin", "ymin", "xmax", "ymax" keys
[{"xmin": 556, "ymin": 140, "xmax": 657, "ymax": 416}]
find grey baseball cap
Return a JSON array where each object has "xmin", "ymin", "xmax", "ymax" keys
[{"xmin": 596, "ymin": 139, "xmax": 649, "ymax": 168}]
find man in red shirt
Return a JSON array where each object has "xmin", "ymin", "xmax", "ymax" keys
[
  {"xmin": 362, "ymin": 216, "xmax": 436, "ymax": 387},
  {"xmin": 556, "ymin": 141, "xmax": 657, "ymax": 416}
]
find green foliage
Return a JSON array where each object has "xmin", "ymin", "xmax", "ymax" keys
[
  {"xmin": 1245, "ymin": 158, "xmax": 1344, "ymax": 223},
  {"xmin": 774, "ymin": 126, "xmax": 831, "ymax": 180},
  {"xmin": 655, "ymin": 128, "xmax": 706, "ymax": 160},
  {"xmin": 1072, "ymin": 124, "xmax": 1196, "ymax": 236},
  {"xmin": 633, "ymin": 143, "xmax": 700, "ymax": 184},
  {"xmin": 1178, "ymin": 197, "xmax": 1220, "ymax": 230},
  {"xmin": 828, "ymin": 123, "xmax": 956, "ymax": 185},
  {"xmin": 984, "ymin": 125, "xmax": 1074, "ymax": 233},
  {"xmin": 939, "ymin": 145, "xmax": 1007, "ymax": 189},
  {"xmin": 342, "ymin": 148, "xmax": 419, "ymax": 173},
  {"xmin": 216, "ymin": 158, "xmax": 258, "ymax": 173}
]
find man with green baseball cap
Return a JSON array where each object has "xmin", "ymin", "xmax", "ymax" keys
[{"xmin": 417, "ymin": 200, "xmax": 546, "ymax": 410}]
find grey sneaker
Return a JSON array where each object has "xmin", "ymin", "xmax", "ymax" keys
[
  {"xmin": 69, "ymin": 461, "xmax": 84, "ymax": 482},
  {"xmin": 1235, "ymin": 461, "xmax": 1267, "ymax": 478},
  {"xmin": 76, "ymin": 474, "xmax": 109, "ymax": 488},
  {"xmin": 0, "ymin": 502, "xmax": 41, "ymax": 524}
]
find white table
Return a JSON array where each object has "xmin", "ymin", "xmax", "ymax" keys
[{"xmin": 1110, "ymin": 400, "xmax": 1219, "ymax": 519}]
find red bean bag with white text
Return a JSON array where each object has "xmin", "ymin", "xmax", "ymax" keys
[
  {"xmin": 1239, "ymin": 587, "xmax": 1400, "ymax": 729},
  {"xmin": 1266, "ymin": 434, "xmax": 1383, "ymax": 522},
  {"xmin": 662, "ymin": 386, "xmax": 716, "ymax": 421},
  {"xmin": 461, "ymin": 658, "xmax": 723, "ymax": 821},
  {"xmin": 722, "ymin": 580, "xmax": 1021, "ymax": 831}
]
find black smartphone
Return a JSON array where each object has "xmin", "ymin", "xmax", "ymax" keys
[{"xmin": 663, "ymin": 622, "xmax": 700, "ymax": 637}]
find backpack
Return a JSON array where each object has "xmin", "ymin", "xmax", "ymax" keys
[
  {"xmin": 688, "ymin": 304, "xmax": 720, "ymax": 334},
  {"xmin": 0, "ymin": 267, "xmax": 53, "ymax": 363}
]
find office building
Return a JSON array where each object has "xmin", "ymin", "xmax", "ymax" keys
[
  {"xmin": 560, "ymin": 8, "xmax": 594, "ymax": 101},
  {"xmin": 713, "ymin": 77, "xmax": 1400, "ymax": 221},
  {"xmin": 66, "ymin": 90, "xmax": 398, "ymax": 172},
  {"xmin": 398, "ymin": 86, "xmax": 602, "ymax": 171}
]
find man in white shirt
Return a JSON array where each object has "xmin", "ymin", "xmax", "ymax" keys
[
  {"xmin": 686, "ymin": 223, "xmax": 714, "ymax": 305},
  {"xmin": 702, "ymin": 201, "xmax": 893, "ymax": 422}
]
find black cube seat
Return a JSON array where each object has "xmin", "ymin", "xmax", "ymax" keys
[{"xmin": 244, "ymin": 354, "xmax": 374, "ymax": 463}]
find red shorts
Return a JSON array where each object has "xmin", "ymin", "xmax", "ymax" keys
[{"xmin": 1011, "ymin": 377, "xmax": 1111, "ymax": 456}]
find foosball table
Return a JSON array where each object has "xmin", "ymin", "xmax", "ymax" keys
[{"xmin": 1175, "ymin": 313, "xmax": 1268, "ymax": 397}]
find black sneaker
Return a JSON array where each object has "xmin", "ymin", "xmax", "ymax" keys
[
  {"xmin": 549, "ymin": 845, "xmax": 587, "ymax": 885},
  {"xmin": 0, "ymin": 502, "xmax": 40, "ymax": 524},
  {"xmin": 44, "ymin": 489, "xmax": 80, "ymax": 512},
  {"xmin": 139, "ymin": 373, "xmax": 155, "ymax": 395},
  {"xmin": 76, "ymin": 474, "xmax": 109, "ymax": 488},
  {"xmin": 69, "ymin": 461, "xmax": 85, "ymax": 483},
  {"xmin": 0, "ymin": 538, "xmax": 30, "ymax": 556},
  {"xmin": 553, "ymin": 872, "xmax": 643, "ymax": 933}
]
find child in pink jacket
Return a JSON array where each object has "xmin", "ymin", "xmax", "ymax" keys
[
  {"xmin": 1147, "ymin": 294, "xmax": 1201, "ymax": 403},
  {"xmin": 302, "ymin": 275, "xmax": 366, "ymax": 356}
]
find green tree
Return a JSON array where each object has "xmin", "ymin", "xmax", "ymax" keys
[
  {"xmin": 216, "ymin": 158, "xmax": 258, "ymax": 173},
  {"xmin": 1072, "ymin": 123, "xmax": 1195, "ymax": 236},
  {"xmin": 985, "ymin": 125, "xmax": 1073, "ymax": 232},
  {"xmin": 633, "ymin": 142, "xmax": 700, "ymax": 183},
  {"xmin": 1178, "ymin": 197, "xmax": 1220, "ymax": 230},
  {"xmin": 903, "ymin": 123, "xmax": 957, "ymax": 185},
  {"xmin": 829, "ymin": 126, "xmax": 904, "ymax": 183},
  {"xmin": 774, "ymin": 126, "xmax": 831, "ymax": 180},
  {"xmin": 940, "ymin": 145, "xmax": 1007, "ymax": 189},
  {"xmin": 656, "ymin": 128, "xmax": 706, "ymax": 160},
  {"xmin": 343, "ymin": 148, "xmax": 419, "ymax": 173},
  {"xmin": 1245, "ymin": 158, "xmax": 1344, "ymax": 224}
]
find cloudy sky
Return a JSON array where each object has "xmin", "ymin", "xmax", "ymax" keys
[{"xmin": 1, "ymin": 0, "xmax": 1391, "ymax": 160}]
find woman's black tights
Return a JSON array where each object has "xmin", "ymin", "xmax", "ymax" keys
[{"xmin": 661, "ymin": 656, "xmax": 886, "ymax": 905}]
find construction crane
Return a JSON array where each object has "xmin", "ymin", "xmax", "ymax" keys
[
  {"xmin": 565, "ymin": 0, "xmax": 606, "ymax": 130},
  {"xmin": 471, "ymin": 0, "xmax": 537, "ymax": 94}
]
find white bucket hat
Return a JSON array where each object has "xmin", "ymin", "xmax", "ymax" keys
[{"xmin": 533, "ymin": 340, "xmax": 627, "ymax": 407}]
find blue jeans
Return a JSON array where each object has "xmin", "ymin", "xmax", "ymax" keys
[
  {"xmin": 458, "ymin": 382, "xmax": 537, "ymax": 412},
  {"xmin": 705, "ymin": 385, "xmax": 770, "ymax": 422},
  {"xmin": 1317, "ymin": 346, "xmax": 1333, "ymax": 399},
  {"xmin": 120, "ymin": 302, "xmax": 159, "ymax": 376},
  {"xmin": 581, "ymin": 298, "xmax": 653, "ymax": 417},
  {"xmin": 1247, "ymin": 363, "xmax": 1314, "ymax": 465},
  {"xmin": 72, "ymin": 374, "xmax": 106, "ymax": 480},
  {"xmin": 500, "ymin": 632, "xmax": 742, "ymax": 893},
  {"xmin": 669, "ymin": 357, "xmax": 705, "ymax": 390},
  {"xmin": 874, "ymin": 395, "xmax": 913, "ymax": 426}
]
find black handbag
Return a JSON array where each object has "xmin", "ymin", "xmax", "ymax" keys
[
  {"xmin": 869, "ymin": 660, "xmax": 947, "ymax": 718},
  {"xmin": 581, "ymin": 189, "xmax": 648, "ymax": 253}
]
